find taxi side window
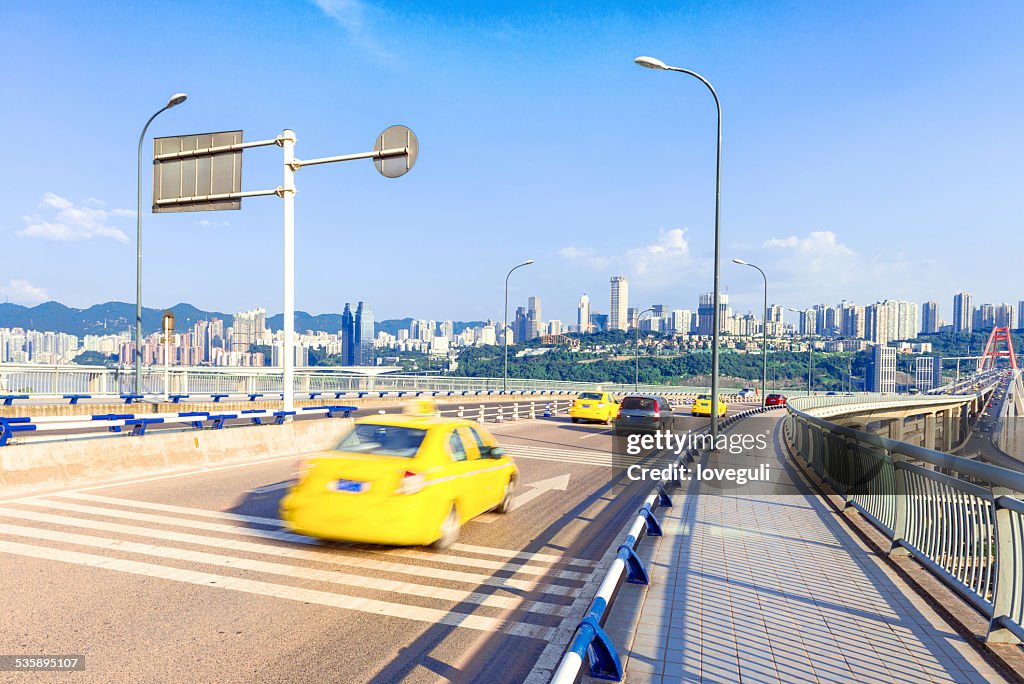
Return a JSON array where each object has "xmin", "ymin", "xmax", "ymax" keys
[
  {"xmin": 467, "ymin": 427, "xmax": 488, "ymax": 451},
  {"xmin": 448, "ymin": 430, "xmax": 468, "ymax": 462}
]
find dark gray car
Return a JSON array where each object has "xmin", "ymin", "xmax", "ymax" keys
[{"xmin": 613, "ymin": 394, "xmax": 676, "ymax": 435}]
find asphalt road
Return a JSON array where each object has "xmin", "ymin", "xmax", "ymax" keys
[{"xmin": 0, "ymin": 409, "xmax": 719, "ymax": 683}]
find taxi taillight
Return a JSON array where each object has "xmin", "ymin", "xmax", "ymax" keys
[{"xmin": 396, "ymin": 470, "xmax": 425, "ymax": 495}]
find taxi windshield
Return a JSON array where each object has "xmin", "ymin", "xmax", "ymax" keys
[
  {"xmin": 578, "ymin": 392, "xmax": 603, "ymax": 400},
  {"xmin": 336, "ymin": 424, "xmax": 427, "ymax": 458},
  {"xmin": 697, "ymin": 394, "xmax": 711, "ymax": 400}
]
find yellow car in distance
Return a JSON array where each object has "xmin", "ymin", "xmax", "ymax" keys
[
  {"xmin": 569, "ymin": 391, "xmax": 620, "ymax": 424},
  {"xmin": 691, "ymin": 394, "xmax": 727, "ymax": 417},
  {"xmin": 280, "ymin": 414, "xmax": 518, "ymax": 549}
]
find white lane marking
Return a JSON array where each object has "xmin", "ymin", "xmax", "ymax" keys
[
  {"xmin": 0, "ymin": 538, "xmax": 556, "ymax": 640},
  {"xmin": 579, "ymin": 429, "xmax": 614, "ymax": 440},
  {"xmin": 247, "ymin": 481, "xmax": 295, "ymax": 494},
  {"xmin": 24, "ymin": 498, "xmax": 589, "ymax": 581},
  {"xmin": 0, "ymin": 507, "xmax": 576, "ymax": 596},
  {"xmin": 61, "ymin": 493, "xmax": 595, "ymax": 568},
  {"xmin": 0, "ymin": 522, "xmax": 568, "ymax": 617},
  {"xmin": 450, "ymin": 543, "xmax": 595, "ymax": 568}
]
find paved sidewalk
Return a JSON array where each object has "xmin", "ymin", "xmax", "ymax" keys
[{"xmin": 592, "ymin": 414, "xmax": 1014, "ymax": 684}]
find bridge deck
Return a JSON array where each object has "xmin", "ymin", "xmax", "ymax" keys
[{"xmin": 595, "ymin": 416, "xmax": 1011, "ymax": 684}]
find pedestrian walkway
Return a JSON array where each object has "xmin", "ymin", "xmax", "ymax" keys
[{"xmin": 593, "ymin": 416, "xmax": 1013, "ymax": 684}]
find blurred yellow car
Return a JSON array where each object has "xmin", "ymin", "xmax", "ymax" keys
[
  {"xmin": 569, "ymin": 391, "xmax": 619, "ymax": 424},
  {"xmin": 280, "ymin": 414, "xmax": 518, "ymax": 549},
  {"xmin": 691, "ymin": 394, "xmax": 727, "ymax": 417}
]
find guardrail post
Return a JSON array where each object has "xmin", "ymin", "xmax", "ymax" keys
[
  {"xmin": 497, "ymin": 407, "xmax": 504, "ymax": 423},
  {"xmin": 512, "ymin": 402, "xmax": 519, "ymax": 421},
  {"xmin": 457, "ymin": 405, "xmax": 464, "ymax": 419},
  {"xmin": 888, "ymin": 451, "xmax": 911, "ymax": 557},
  {"xmin": 478, "ymin": 405, "xmax": 485, "ymax": 424},
  {"xmin": 988, "ymin": 488, "xmax": 1023, "ymax": 644}
]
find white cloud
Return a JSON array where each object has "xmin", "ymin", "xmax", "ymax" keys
[
  {"xmin": 627, "ymin": 228, "xmax": 692, "ymax": 282},
  {"xmin": 313, "ymin": 0, "xmax": 393, "ymax": 60},
  {"xmin": 18, "ymin": 193, "xmax": 132, "ymax": 243},
  {"xmin": 198, "ymin": 219, "xmax": 230, "ymax": 228},
  {"xmin": 559, "ymin": 246, "xmax": 595, "ymax": 259},
  {"xmin": 763, "ymin": 230, "xmax": 855, "ymax": 273},
  {"xmin": 0, "ymin": 279, "xmax": 50, "ymax": 306}
]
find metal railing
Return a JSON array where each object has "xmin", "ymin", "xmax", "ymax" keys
[
  {"xmin": 787, "ymin": 399, "xmax": 1024, "ymax": 644},
  {"xmin": 0, "ymin": 363, "xmax": 733, "ymax": 398}
]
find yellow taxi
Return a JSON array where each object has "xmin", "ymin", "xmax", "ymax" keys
[
  {"xmin": 691, "ymin": 393, "xmax": 727, "ymax": 417},
  {"xmin": 569, "ymin": 391, "xmax": 620, "ymax": 424},
  {"xmin": 280, "ymin": 412, "xmax": 518, "ymax": 549}
]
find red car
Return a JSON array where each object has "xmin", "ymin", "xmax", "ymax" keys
[{"xmin": 766, "ymin": 393, "xmax": 787, "ymax": 406}]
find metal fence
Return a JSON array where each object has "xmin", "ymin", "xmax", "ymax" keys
[
  {"xmin": 0, "ymin": 363, "xmax": 728, "ymax": 398},
  {"xmin": 786, "ymin": 400, "xmax": 1024, "ymax": 644}
]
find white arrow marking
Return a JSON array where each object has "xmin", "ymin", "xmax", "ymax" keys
[{"xmin": 511, "ymin": 473, "xmax": 572, "ymax": 511}]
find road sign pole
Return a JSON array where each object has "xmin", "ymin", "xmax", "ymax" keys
[{"xmin": 281, "ymin": 130, "xmax": 297, "ymax": 415}]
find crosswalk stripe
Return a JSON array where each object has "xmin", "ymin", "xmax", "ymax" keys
[
  {"xmin": 0, "ymin": 522, "xmax": 569, "ymax": 617},
  {"xmin": 0, "ymin": 538, "xmax": 556, "ymax": 640},
  {"xmin": 450, "ymin": 543, "xmax": 596, "ymax": 568},
  {"xmin": 59, "ymin": 493, "xmax": 596, "ymax": 569},
  {"xmin": 19, "ymin": 498, "xmax": 590, "ymax": 582},
  {"xmin": 0, "ymin": 507, "xmax": 576, "ymax": 596}
]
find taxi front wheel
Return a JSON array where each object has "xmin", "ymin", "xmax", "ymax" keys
[
  {"xmin": 496, "ymin": 480, "xmax": 515, "ymax": 514},
  {"xmin": 433, "ymin": 505, "xmax": 460, "ymax": 550}
]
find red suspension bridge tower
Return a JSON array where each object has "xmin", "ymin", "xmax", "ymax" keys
[{"xmin": 975, "ymin": 326, "xmax": 1019, "ymax": 372}]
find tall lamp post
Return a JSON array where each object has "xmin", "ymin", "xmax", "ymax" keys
[
  {"xmin": 136, "ymin": 93, "xmax": 188, "ymax": 393},
  {"xmin": 788, "ymin": 307, "xmax": 813, "ymax": 395},
  {"xmin": 733, "ymin": 259, "xmax": 768, "ymax": 407},
  {"xmin": 635, "ymin": 55, "xmax": 723, "ymax": 442},
  {"xmin": 634, "ymin": 307, "xmax": 656, "ymax": 392},
  {"xmin": 503, "ymin": 260, "xmax": 535, "ymax": 393}
]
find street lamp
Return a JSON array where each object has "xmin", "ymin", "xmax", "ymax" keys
[
  {"xmin": 634, "ymin": 307, "xmax": 656, "ymax": 392},
  {"xmin": 136, "ymin": 93, "xmax": 188, "ymax": 393},
  {"xmin": 635, "ymin": 55, "xmax": 723, "ymax": 441},
  {"xmin": 503, "ymin": 260, "xmax": 535, "ymax": 393},
  {"xmin": 788, "ymin": 307, "xmax": 813, "ymax": 395},
  {"xmin": 733, "ymin": 259, "xmax": 768, "ymax": 407}
]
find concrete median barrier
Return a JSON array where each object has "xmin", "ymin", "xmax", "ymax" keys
[{"xmin": 0, "ymin": 416, "xmax": 354, "ymax": 493}]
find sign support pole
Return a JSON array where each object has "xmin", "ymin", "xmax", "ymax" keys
[{"xmin": 281, "ymin": 130, "xmax": 297, "ymax": 415}]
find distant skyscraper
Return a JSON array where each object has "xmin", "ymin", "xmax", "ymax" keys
[
  {"xmin": 698, "ymin": 293, "xmax": 729, "ymax": 335},
  {"xmin": 577, "ymin": 293, "xmax": 591, "ymax": 333},
  {"xmin": 915, "ymin": 355, "xmax": 942, "ymax": 391},
  {"xmin": 865, "ymin": 303, "xmax": 889, "ymax": 345},
  {"xmin": 355, "ymin": 301, "xmax": 374, "ymax": 366},
  {"xmin": 514, "ymin": 306, "xmax": 528, "ymax": 344},
  {"xmin": 610, "ymin": 276, "xmax": 628, "ymax": 331},
  {"xmin": 974, "ymin": 303, "xmax": 995, "ymax": 331},
  {"xmin": 527, "ymin": 296, "xmax": 542, "ymax": 339},
  {"xmin": 994, "ymin": 303, "xmax": 1014, "ymax": 330},
  {"xmin": 921, "ymin": 301, "xmax": 939, "ymax": 334},
  {"xmin": 340, "ymin": 304, "xmax": 355, "ymax": 365},
  {"xmin": 841, "ymin": 304, "xmax": 866, "ymax": 339},
  {"xmin": 953, "ymin": 292, "xmax": 972, "ymax": 333},
  {"xmin": 868, "ymin": 345, "xmax": 897, "ymax": 393}
]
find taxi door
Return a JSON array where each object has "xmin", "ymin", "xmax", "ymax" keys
[
  {"xmin": 444, "ymin": 428, "xmax": 486, "ymax": 519},
  {"xmin": 458, "ymin": 426, "xmax": 505, "ymax": 514}
]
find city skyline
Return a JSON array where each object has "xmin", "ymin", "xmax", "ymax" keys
[{"xmin": 1, "ymin": 2, "xmax": 1022, "ymax": 323}]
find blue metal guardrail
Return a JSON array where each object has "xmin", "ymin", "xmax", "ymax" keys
[
  {"xmin": 550, "ymin": 405, "xmax": 773, "ymax": 682},
  {"xmin": 0, "ymin": 388, "xmax": 610, "ymax": 407},
  {"xmin": 0, "ymin": 406, "xmax": 359, "ymax": 446}
]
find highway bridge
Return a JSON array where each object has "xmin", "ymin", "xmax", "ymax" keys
[{"xmin": 0, "ymin": 368, "xmax": 1022, "ymax": 683}]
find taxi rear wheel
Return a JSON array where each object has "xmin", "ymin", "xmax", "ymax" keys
[
  {"xmin": 571, "ymin": 417, "xmax": 579, "ymax": 423},
  {"xmin": 433, "ymin": 505, "xmax": 460, "ymax": 550}
]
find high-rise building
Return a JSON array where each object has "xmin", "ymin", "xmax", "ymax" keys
[
  {"xmin": 974, "ymin": 303, "xmax": 995, "ymax": 331},
  {"xmin": 868, "ymin": 345, "xmax": 897, "ymax": 393},
  {"xmin": 590, "ymin": 312, "xmax": 608, "ymax": 332},
  {"xmin": 547, "ymin": 320, "xmax": 562, "ymax": 335},
  {"xmin": 355, "ymin": 302, "xmax": 374, "ymax": 366},
  {"xmin": 698, "ymin": 293, "xmax": 729, "ymax": 335},
  {"xmin": 670, "ymin": 309, "xmax": 690, "ymax": 334},
  {"xmin": 841, "ymin": 304, "xmax": 866, "ymax": 339},
  {"xmin": 995, "ymin": 303, "xmax": 1015, "ymax": 330},
  {"xmin": 915, "ymin": 355, "xmax": 942, "ymax": 391},
  {"xmin": 865, "ymin": 303, "xmax": 890, "ymax": 345},
  {"xmin": 513, "ymin": 306, "xmax": 528, "ymax": 344},
  {"xmin": 921, "ymin": 301, "xmax": 939, "ymax": 334},
  {"xmin": 953, "ymin": 292, "xmax": 972, "ymax": 333},
  {"xmin": 610, "ymin": 276, "xmax": 629, "ymax": 331},
  {"xmin": 527, "ymin": 296, "xmax": 542, "ymax": 339},
  {"xmin": 799, "ymin": 308, "xmax": 818, "ymax": 336},
  {"xmin": 577, "ymin": 294, "xmax": 591, "ymax": 333},
  {"xmin": 231, "ymin": 308, "xmax": 267, "ymax": 352},
  {"xmin": 340, "ymin": 304, "xmax": 355, "ymax": 365}
]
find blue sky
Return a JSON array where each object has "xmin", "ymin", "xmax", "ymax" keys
[{"xmin": 1, "ymin": 1, "xmax": 1022, "ymax": 325}]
